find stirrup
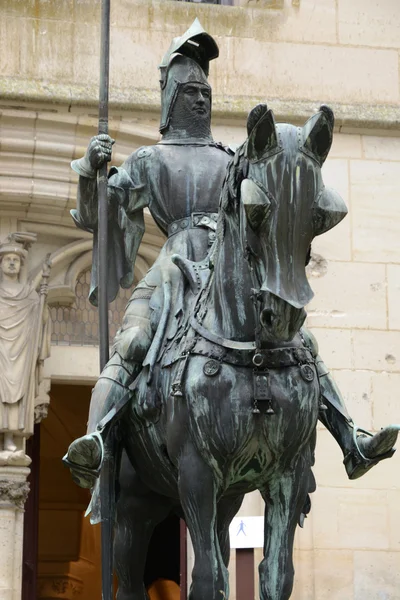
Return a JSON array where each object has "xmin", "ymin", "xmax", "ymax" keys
[
  {"xmin": 353, "ymin": 425, "xmax": 373, "ymax": 461},
  {"xmin": 344, "ymin": 425, "xmax": 395, "ymax": 480},
  {"xmin": 62, "ymin": 457, "xmax": 102, "ymax": 480},
  {"xmin": 62, "ymin": 430, "xmax": 105, "ymax": 480}
]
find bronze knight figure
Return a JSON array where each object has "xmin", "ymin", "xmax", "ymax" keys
[{"xmin": 63, "ymin": 20, "xmax": 399, "ymax": 600}]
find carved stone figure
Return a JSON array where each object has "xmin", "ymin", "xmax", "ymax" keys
[
  {"xmin": 0, "ymin": 233, "xmax": 51, "ymax": 458},
  {"xmin": 63, "ymin": 21, "xmax": 399, "ymax": 600}
]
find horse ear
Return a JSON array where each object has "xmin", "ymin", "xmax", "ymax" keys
[
  {"xmin": 246, "ymin": 104, "xmax": 278, "ymax": 162},
  {"xmin": 302, "ymin": 105, "xmax": 334, "ymax": 166}
]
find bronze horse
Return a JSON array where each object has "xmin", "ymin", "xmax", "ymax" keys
[{"xmin": 114, "ymin": 104, "xmax": 347, "ymax": 600}]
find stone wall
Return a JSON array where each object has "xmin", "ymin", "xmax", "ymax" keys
[
  {"xmin": 299, "ymin": 131, "xmax": 400, "ymax": 599},
  {"xmin": 1, "ymin": 0, "xmax": 400, "ymax": 127},
  {"xmin": 226, "ymin": 129, "xmax": 400, "ymax": 600}
]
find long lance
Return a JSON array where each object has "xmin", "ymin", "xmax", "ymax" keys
[
  {"xmin": 98, "ymin": 2, "xmax": 116, "ymax": 600},
  {"xmin": 98, "ymin": 0, "xmax": 110, "ymax": 371}
]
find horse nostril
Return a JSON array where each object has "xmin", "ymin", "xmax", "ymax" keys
[{"xmin": 260, "ymin": 308, "xmax": 273, "ymax": 328}]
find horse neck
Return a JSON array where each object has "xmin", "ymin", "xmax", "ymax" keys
[{"xmin": 201, "ymin": 213, "xmax": 258, "ymax": 342}]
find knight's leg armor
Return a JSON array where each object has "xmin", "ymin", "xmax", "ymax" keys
[
  {"xmin": 64, "ymin": 290, "xmax": 155, "ymax": 488},
  {"xmin": 302, "ymin": 328, "xmax": 399, "ymax": 479}
]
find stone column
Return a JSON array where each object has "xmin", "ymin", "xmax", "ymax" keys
[{"xmin": 0, "ymin": 466, "xmax": 30, "ymax": 600}]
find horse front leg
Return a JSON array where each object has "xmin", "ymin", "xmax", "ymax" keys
[
  {"xmin": 258, "ymin": 462, "xmax": 309, "ymax": 600},
  {"xmin": 178, "ymin": 443, "xmax": 228, "ymax": 600},
  {"xmin": 217, "ymin": 494, "xmax": 244, "ymax": 567}
]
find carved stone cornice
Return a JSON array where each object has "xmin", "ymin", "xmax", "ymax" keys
[
  {"xmin": 1, "ymin": 78, "xmax": 400, "ymax": 132},
  {"xmin": 0, "ymin": 478, "xmax": 30, "ymax": 509}
]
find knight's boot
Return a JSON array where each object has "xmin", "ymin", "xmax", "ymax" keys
[
  {"xmin": 300, "ymin": 328, "xmax": 400, "ymax": 480},
  {"xmin": 64, "ymin": 353, "xmax": 141, "ymax": 488},
  {"xmin": 63, "ymin": 293, "xmax": 154, "ymax": 488},
  {"xmin": 318, "ymin": 363, "xmax": 399, "ymax": 479}
]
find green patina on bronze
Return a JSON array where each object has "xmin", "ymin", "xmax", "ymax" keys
[{"xmin": 62, "ymin": 20, "xmax": 400, "ymax": 600}]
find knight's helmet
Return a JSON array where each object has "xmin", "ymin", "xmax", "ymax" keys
[{"xmin": 159, "ymin": 19, "xmax": 219, "ymax": 134}]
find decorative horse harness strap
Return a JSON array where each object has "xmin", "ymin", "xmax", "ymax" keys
[{"xmin": 163, "ymin": 313, "xmax": 316, "ymax": 415}]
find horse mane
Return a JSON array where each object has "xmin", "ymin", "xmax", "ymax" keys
[
  {"xmin": 220, "ymin": 144, "xmax": 247, "ymax": 212},
  {"xmin": 210, "ymin": 144, "xmax": 247, "ymax": 264}
]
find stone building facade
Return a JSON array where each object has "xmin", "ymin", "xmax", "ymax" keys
[{"xmin": 0, "ymin": 0, "xmax": 399, "ymax": 598}]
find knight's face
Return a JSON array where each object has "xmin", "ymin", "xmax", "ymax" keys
[
  {"xmin": 1, "ymin": 253, "xmax": 21, "ymax": 276},
  {"xmin": 168, "ymin": 81, "xmax": 212, "ymax": 135},
  {"xmin": 181, "ymin": 82, "xmax": 211, "ymax": 118}
]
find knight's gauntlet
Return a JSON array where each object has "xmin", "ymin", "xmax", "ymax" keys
[{"xmin": 71, "ymin": 154, "xmax": 97, "ymax": 179}]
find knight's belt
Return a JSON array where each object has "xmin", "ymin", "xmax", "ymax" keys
[
  {"xmin": 167, "ymin": 211, "xmax": 218, "ymax": 238},
  {"xmin": 162, "ymin": 336, "xmax": 314, "ymax": 369}
]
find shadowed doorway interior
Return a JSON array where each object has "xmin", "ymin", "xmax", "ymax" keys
[{"xmin": 23, "ymin": 384, "xmax": 180, "ymax": 600}]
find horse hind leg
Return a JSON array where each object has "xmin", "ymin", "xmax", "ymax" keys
[
  {"xmin": 179, "ymin": 443, "xmax": 228, "ymax": 600},
  {"xmin": 115, "ymin": 452, "xmax": 173, "ymax": 600},
  {"xmin": 258, "ymin": 462, "xmax": 310, "ymax": 600}
]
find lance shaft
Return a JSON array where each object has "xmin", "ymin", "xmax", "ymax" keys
[
  {"xmin": 98, "ymin": 4, "xmax": 114, "ymax": 600},
  {"xmin": 98, "ymin": 0, "xmax": 111, "ymax": 372}
]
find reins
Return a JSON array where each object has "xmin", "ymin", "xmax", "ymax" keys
[{"xmin": 188, "ymin": 151, "xmax": 267, "ymax": 358}]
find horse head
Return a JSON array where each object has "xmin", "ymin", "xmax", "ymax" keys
[{"xmin": 239, "ymin": 103, "xmax": 347, "ymax": 342}]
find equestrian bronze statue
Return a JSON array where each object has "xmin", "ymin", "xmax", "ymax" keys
[{"xmin": 64, "ymin": 21, "xmax": 399, "ymax": 600}]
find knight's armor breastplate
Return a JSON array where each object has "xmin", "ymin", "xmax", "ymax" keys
[{"xmin": 151, "ymin": 144, "xmax": 230, "ymax": 228}]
